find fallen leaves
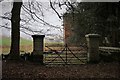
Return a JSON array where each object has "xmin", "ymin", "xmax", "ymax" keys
[{"xmin": 2, "ymin": 60, "xmax": 120, "ymax": 79}]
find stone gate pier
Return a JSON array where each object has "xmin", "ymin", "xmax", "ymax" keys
[
  {"xmin": 32, "ymin": 35, "xmax": 45, "ymax": 64},
  {"xmin": 85, "ymin": 34, "xmax": 100, "ymax": 63}
]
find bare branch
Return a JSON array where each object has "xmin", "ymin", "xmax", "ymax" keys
[
  {"xmin": 20, "ymin": 30, "xmax": 31, "ymax": 35},
  {"xmin": 50, "ymin": 0, "xmax": 62, "ymax": 19},
  {"xmin": 0, "ymin": 25, "xmax": 11, "ymax": 29},
  {"xmin": 20, "ymin": 26, "xmax": 44, "ymax": 33},
  {"xmin": 22, "ymin": 4, "xmax": 61, "ymax": 29},
  {"xmin": 0, "ymin": 16, "xmax": 11, "ymax": 20}
]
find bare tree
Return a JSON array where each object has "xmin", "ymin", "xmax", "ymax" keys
[
  {"xmin": 0, "ymin": 1, "xmax": 76, "ymax": 60},
  {"xmin": 9, "ymin": 0, "xmax": 23, "ymax": 60},
  {"xmin": 0, "ymin": 0, "xmax": 73, "ymax": 40}
]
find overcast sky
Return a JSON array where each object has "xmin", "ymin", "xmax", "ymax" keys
[
  {"xmin": 0, "ymin": 0, "xmax": 120, "ymax": 41},
  {"xmin": 0, "ymin": 0, "xmax": 67, "ymax": 42}
]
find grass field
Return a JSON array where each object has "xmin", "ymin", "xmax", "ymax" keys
[
  {"xmin": 0, "ymin": 37, "xmax": 11, "ymax": 46},
  {"xmin": 0, "ymin": 36, "xmax": 64, "ymax": 54},
  {"xmin": 0, "ymin": 37, "xmax": 33, "ymax": 54},
  {"xmin": 0, "ymin": 37, "xmax": 32, "ymax": 46},
  {"xmin": 45, "ymin": 42, "xmax": 64, "ymax": 47}
]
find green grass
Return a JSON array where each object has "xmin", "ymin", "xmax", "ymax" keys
[
  {"xmin": 45, "ymin": 42, "xmax": 64, "ymax": 47},
  {"xmin": 0, "ymin": 37, "xmax": 11, "ymax": 46},
  {"xmin": 0, "ymin": 37, "xmax": 33, "ymax": 53},
  {"xmin": 0, "ymin": 37, "xmax": 63, "ymax": 46},
  {"xmin": 20, "ymin": 38, "xmax": 32, "ymax": 46},
  {"xmin": 0, "ymin": 37, "xmax": 32, "ymax": 46},
  {"xmin": 0, "ymin": 36, "xmax": 64, "ymax": 53}
]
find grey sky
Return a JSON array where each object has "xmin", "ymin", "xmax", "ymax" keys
[
  {"xmin": 0, "ymin": 1, "xmax": 66, "ymax": 42},
  {"xmin": 0, "ymin": 0, "xmax": 120, "ymax": 41}
]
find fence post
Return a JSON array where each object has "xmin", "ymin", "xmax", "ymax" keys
[
  {"xmin": 85, "ymin": 34, "xmax": 100, "ymax": 63},
  {"xmin": 32, "ymin": 35, "xmax": 45, "ymax": 64}
]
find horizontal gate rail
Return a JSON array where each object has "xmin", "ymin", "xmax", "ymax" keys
[{"xmin": 44, "ymin": 44, "xmax": 87, "ymax": 65}]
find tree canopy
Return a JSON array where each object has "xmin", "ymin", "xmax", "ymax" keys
[{"xmin": 64, "ymin": 2, "xmax": 120, "ymax": 47}]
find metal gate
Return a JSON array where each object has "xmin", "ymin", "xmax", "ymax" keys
[{"xmin": 43, "ymin": 44, "xmax": 87, "ymax": 65}]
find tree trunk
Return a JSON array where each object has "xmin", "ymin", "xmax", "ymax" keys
[{"xmin": 9, "ymin": 0, "xmax": 23, "ymax": 60}]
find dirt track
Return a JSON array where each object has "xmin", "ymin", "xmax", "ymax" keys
[{"xmin": 2, "ymin": 60, "xmax": 120, "ymax": 79}]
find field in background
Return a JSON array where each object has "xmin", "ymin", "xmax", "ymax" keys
[
  {"xmin": 45, "ymin": 42, "xmax": 64, "ymax": 47},
  {"xmin": 0, "ymin": 37, "xmax": 33, "ymax": 54},
  {"xmin": 1, "ymin": 37, "xmax": 88, "ymax": 64},
  {"xmin": 0, "ymin": 37, "xmax": 64, "ymax": 54}
]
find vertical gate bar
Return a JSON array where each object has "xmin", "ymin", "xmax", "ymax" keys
[
  {"xmin": 66, "ymin": 44, "xmax": 67, "ymax": 64},
  {"xmin": 44, "ymin": 53, "xmax": 46, "ymax": 63}
]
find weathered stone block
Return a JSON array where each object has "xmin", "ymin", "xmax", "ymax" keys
[
  {"xmin": 85, "ymin": 34, "xmax": 100, "ymax": 63},
  {"xmin": 32, "ymin": 35, "xmax": 45, "ymax": 64}
]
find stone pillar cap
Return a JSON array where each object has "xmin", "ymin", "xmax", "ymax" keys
[
  {"xmin": 32, "ymin": 35, "xmax": 45, "ymax": 38},
  {"xmin": 85, "ymin": 34, "xmax": 100, "ymax": 38}
]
